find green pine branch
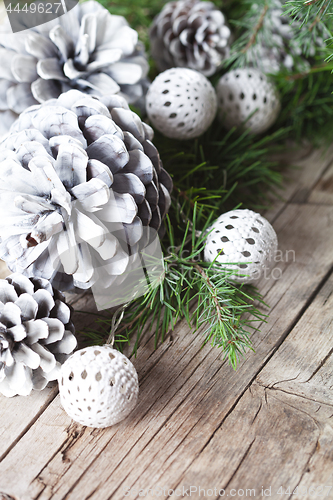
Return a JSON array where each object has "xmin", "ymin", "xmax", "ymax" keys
[
  {"xmin": 81, "ymin": 205, "xmax": 267, "ymax": 369},
  {"xmin": 223, "ymin": 0, "xmax": 333, "ymax": 71},
  {"xmin": 81, "ymin": 0, "xmax": 333, "ymax": 368}
]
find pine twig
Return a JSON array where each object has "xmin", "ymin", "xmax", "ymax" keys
[
  {"xmin": 241, "ymin": 4, "xmax": 269, "ymax": 53},
  {"xmin": 194, "ymin": 263, "xmax": 224, "ymax": 323}
]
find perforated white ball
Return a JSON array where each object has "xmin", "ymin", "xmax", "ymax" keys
[
  {"xmin": 204, "ymin": 209, "xmax": 278, "ymax": 283},
  {"xmin": 58, "ymin": 345, "xmax": 139, "ymax": 428},
  {"xmin": 146, "ymin": 68, "xmax": 217, "ymax": 140},
  {"xmin": 216, "ymin": 69, "xmax": 280, "ymax": 134}
]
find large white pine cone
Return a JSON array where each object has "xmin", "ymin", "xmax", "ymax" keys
[
  {"xmin": 0, "ymin": 90, "xmax": 173, "ymax": 292},
  {"xmin": 0, "ymin": 273, "xmax": 76, "ymax": 397},
  {"xmin": 149, "ymin": 0, "xmax": 231, "ymax": 77},
  {"xmin": 0, "ymin": 1, "xmax": 149, "ymax": 136}
]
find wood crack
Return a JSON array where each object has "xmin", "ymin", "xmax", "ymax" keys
[
  {"xmin": 270, "ymin": 374, "xmax": 301, "ymax": 389},
  {"xmin": 222, "ymin": 439, "xmax": 256, "ymax": 491},
  {"xmin": 250, "ymin": 400, "xmax": 262, "ymax": 425},
  {"xmin": 257, "ymin": 383, "xmax": 333, "ymax": 409},
  {"xmin": 286, "ymin": 437, "xmax": 320, "ymax": 500},
  {"xmin": 304, "ymin": 346, "xmax": 333, "ymax": 383},
  {"xmin": 61, "ymin": 422, "xmax": 87, "ymax": 463}
]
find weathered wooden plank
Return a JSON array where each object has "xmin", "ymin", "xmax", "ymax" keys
[
  {"xmin": 60, "ymin": 204, "xmax": 333, "ymax": 500},
  {"xmin": 189, "ymin": 381, "xmax": 333, "ymax": 499},
  {"xmin": 176, "ymin": 270, "xmax": 333, "ymax": 500},
  {"xmin": 286, "ymin": 146, "xmax": 333, "ymax": 204},
  {"xmin": 0, "ymin": 293, "xmax": 100, "ymax": 469},
  {"xmin": 0, "ymin": 146, "xmax": 332, "ymax": 498},
  {"xmin": 1, "ymin": 202, "xmax": 332, "ymax": 499},
  {"xmin": 308, "ymin": 160, "xmax": 333, "ymax": 206},
  {"xmin": 264, "ymin": 145, "xmax": 333, "ymax": 221},
  {"xmin": 0, "ymin": 386, "xmax": 58, "ymax": 461}
]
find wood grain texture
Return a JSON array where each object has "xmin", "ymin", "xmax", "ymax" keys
[
  {"xmin": 1, "ymin": 202, "xmax": 333, "ymax": 499},
  {"xmin": 0, "ymin": 148, "xmax": 333, "ymax": 500},
  {"xmin": 179, "ymin": 275, "xmax": 333, "ymax": 499},
  {"xmin": 264, "ymin": 144, "xmax": 333, "ymax": 221},
  {"xmin": 309, "ymin": 160, "xmax": 333, "ymax": 206}
]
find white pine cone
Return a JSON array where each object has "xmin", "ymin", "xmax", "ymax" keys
[
  {"xmin": 0, "ymin": 273, "xmax": 76, "ymax": 397},
  {"xmin": 0, "ymin": 1, "xmax": 149, "ymax": 136},
  {"xmin": 0, "ymin": 90, "xmax": 173, "ymax": 292},
  {"xmin": 149, "ymin": 0, "xmax": 231, "ymax": 77}
]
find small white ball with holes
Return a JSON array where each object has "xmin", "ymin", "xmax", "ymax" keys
[
  {"xmin": 146, "ymin": 68, "xmax": 217, "ymax": 140},
  {"xmin": 58, "ymin": 345, "xmax": 139, "ymax": 428},
  {"xmin": 216, "ymin": 68, "xmax": 281, "ymax": 134},
  {"xmin": 204, "ymin": 209, "xmax": 278, "ymax": 283}
]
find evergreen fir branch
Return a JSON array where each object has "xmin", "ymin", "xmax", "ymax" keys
[
  {"xmin": 154, "ymin": 122, "xmax": 287, "ymax": 220},
  {"xmin": 284, "ymin": 0, "xmax": 333, "ymax": 57},
  {"xmin": 241, "ymin": 4, "xmax": 269, "ymax": 55},
  {"xmin": 83, "ymin": 0, "xmax": 333, "ymax": 371},
  {"xmin": 222, "ymin": 0, "xmax": 273, "ymax": 70},
  {"xmin": 273, "ymin": 65, "xmax": 333, "ymax": 141},
  {"xmin": 223, "ymin": 0, "xmax": 333, "ymax": 70},
  {"xmin": 80, "ymin": 206, "xmax": 267, "ymax": 368},
  {"xmin": 284, "ymin": 0, "xmax": 332, "ymax": 26}
]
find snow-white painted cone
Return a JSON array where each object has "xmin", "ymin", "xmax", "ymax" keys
[
  {"xmin": 0, "ymin": 273, "xmax": 76, "ymax": 397},
  {"xmin": 0, "ymin": 90, "xmax": 172, "ymax": 294}
]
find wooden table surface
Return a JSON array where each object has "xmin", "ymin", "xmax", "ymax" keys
[{"xmin": 0, "ymin": 146, "xmax": 333, "ymax": 500}]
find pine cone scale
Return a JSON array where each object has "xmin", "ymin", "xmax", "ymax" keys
[
  {"xmin": 37, "ymin": 58, "xmax": 68, "ymax": 82},
  {"xmin": 25, "ymin": 31, "xmax": 58, "ymax": 60},
  {"xmin": 15, "ymin": 293, "xmax": 38, "ymax": 321},
  {"xmin": 24, "ymin": 319, "xmax": 49, "ymax": 343},
  {"xmin": 14, "ymin": 342, "xmax": 40, "ymax": 369},
  {"xmin": 30, "ymin": 342, "xmax": 56, "ymax": 372},
  {"xmin": 2, "ymin": 302, "xmax": 22, "ymax": 328},
  {"xmin": 12, "ymin": 54, "xmax": 38, "ymax": 83},
  {"xmin": 0, "ymin": 48, "xmax": 15, "ymax": 80},
  {"xmin": 7, "ymin": 323, "xmax": 26, "ymax": 342},
  {"xmin": 85, "ymin": 135, "xmax": 129, "ymax": 172}
]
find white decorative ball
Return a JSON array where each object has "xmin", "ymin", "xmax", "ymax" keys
[
  {"xmin": 146, "ymin": 68, "xmax": 217, "ymax": 140},
  {"xmin": 216, "ymin": 69, "xmax": 281, "ymax": 134},
  {"xmin": 58, "ymin": 345, "xmax": 139, "ymax": 428},
  {"xmin": 204, "ymin": 209, "xmax": 278, "ymax": 283}
]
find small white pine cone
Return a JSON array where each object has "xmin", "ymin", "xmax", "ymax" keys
[
  {"xmin": 149, "ymin": 0, "xmax": 231, "ymax": 77},
  {"xmin": 0, "ymin": 1, "xmax": 149, "ymax": 136},
  {"xmin": 0, "ymin": 273, "xmax": 76, "ymax": 397},
  {"xmin": 0, "ymin": 90, "xmax": 172, "ymax": 292}
]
